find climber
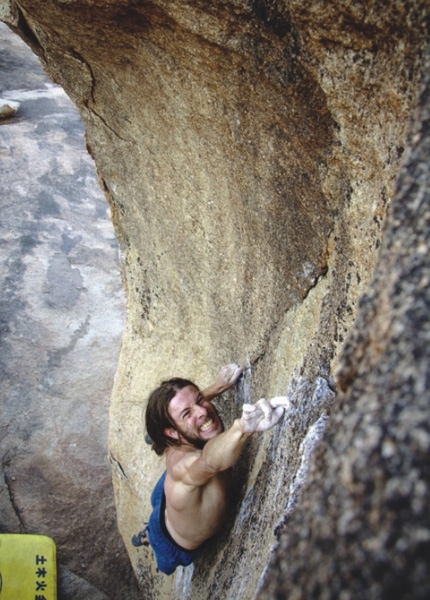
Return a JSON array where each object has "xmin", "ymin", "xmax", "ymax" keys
[{"xmin": 132, "ymin": 363, "xmax": 290, "ymax": 575}]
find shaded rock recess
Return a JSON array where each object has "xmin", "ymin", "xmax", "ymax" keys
[{"xmin": 1, "ymin": 1, "xmax": 430, "ymax": 599}]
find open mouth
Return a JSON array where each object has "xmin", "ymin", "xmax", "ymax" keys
[{"xmin": 200, "ymin": 418, "xmax": 214, "ymax": 432}]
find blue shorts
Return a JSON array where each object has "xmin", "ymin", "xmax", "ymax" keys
[{"xmin": 147, "ymin": 471, "xmax": 203, "ymax": 575}]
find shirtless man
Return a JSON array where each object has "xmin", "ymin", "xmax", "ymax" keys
[{"xmin": 132, "ymin": 363, "xmax": 290, "ymax": 575}]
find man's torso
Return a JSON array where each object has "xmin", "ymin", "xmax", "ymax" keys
[{"xmin": 164, "ymin": 448, "xmax": 231, "ymax": 550}]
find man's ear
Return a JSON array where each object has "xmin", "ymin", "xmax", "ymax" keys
[{"xmin": 164, "ymin": 427, "xmax": 180, "ymax": 441}]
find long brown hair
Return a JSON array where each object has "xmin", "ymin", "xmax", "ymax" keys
[{"xmin": 145, "ymin": 378, "xmax": 197, "ymax": 455}]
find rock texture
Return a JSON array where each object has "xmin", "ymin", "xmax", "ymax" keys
[
  {"xmin": 259, "ymin": 50, "xmax": 430, "ymax": 600},
  {"xmin": 0, "ymin": 97, "xmax": 19, "ymax": 117},
  {"xmin": 1, "ymin": 1, "xmax": 429, "ymax": 599}
]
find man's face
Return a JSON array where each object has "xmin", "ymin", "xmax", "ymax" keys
[{"xmin": 166, "ymin": 385, "xmax": 224, "ymax": 449}]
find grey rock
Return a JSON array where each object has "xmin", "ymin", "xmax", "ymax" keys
[
  {"xmin": 259, "ymin": 50, "xmax": 430, "ymax": 600},
  {"xmin": 0, "ymin": 97, "xmax": 19, "ymax": 117},
  {"xmin": 0, "ymin": 21, "xmax": 139, "ymax": 600},
  {"xmin": 58, "ymin": 565, "xmax": 109, "ymax": 600}
]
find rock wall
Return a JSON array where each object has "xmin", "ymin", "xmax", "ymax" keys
[
  {"xmin": 1, "ymin": 1, "xmax": 429, "ymax": 599},
  {"xmin": 259, "ymin": 50, "xmax": 430, "ymax": 600}
]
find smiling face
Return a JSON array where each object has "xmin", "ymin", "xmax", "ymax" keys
[{"xmin": 165, "ymin": 385, "xmax": 224, "ymax": 449}]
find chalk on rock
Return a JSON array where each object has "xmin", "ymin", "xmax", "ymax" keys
[{"xmin": 0, "ymin": 98, "xmax": 20, "ymax": 118}]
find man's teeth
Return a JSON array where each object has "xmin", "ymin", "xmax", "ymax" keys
[{"xmin": 200, "ymin": 418, "xmax": 213, "ymax": 432}]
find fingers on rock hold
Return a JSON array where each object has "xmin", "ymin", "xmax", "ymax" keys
[
  {"xmin": 269, "ymin": 396, "xmax": 291, "ymax": 410},
  {"xmin": 222, "ymin": 363, "xmax": 243, "ymax": 382},
  {"xmin": 256, "ymin": 398, "xmax": 272, "ymax": 419},
  {"xmin": 273, "ymin": 406, "xmax": 285, "ymax": 421}
]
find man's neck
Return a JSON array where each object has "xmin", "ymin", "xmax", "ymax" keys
[{"xmin": 166, "ymin": 442, "xmax": 201, "ymax": 456}]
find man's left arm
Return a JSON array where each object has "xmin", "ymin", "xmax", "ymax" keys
[
  {"xmin": 201, "ymin": 363, "xmax": 243, "ymax": 401},
  {"xmin": 176, "ymin": 395, "xmax": 291, "ymax": 486}
]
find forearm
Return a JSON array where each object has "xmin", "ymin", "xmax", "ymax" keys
[
  {"xmin": 183, "ymin": 397, "xmax": 289, "ymax": 485},
  {"xmin": 201, "ymin": 419, "xmax": 251, "ymax": 473},
  {"xmin": 201, "ymin": 381, "xmax": 227, "ymax": 401}
]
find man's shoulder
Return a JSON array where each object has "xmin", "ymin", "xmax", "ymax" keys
[{"xmin": 166, "ymin": 447, "xmax": 202, "ymax": 482}]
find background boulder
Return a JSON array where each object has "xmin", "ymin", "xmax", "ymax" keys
[{"xmin": 0, "ymin": 22, "xmax": 139, "ymax": 599}]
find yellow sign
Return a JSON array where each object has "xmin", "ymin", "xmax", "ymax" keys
[{"xmin": 0, "ymin": 534, "xmax": 57, "ymax": 600}]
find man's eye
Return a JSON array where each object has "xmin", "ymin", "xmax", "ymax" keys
[{"xmin": 183, "ymin": 411, "xmax": 190, "ymax": 418}]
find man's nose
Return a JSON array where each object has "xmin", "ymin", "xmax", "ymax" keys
[{"xmin": 194, "ymin": 404, "xmax": 206, "ymax": 418}]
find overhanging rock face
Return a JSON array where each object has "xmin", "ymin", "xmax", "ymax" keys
[
  {"xmin": 2, "ymin": 1, "xmax": 429, "ymax": 598},
  {"xmin": 259, "ymin": 52, "xmax": 430, "ymax": 600}
]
